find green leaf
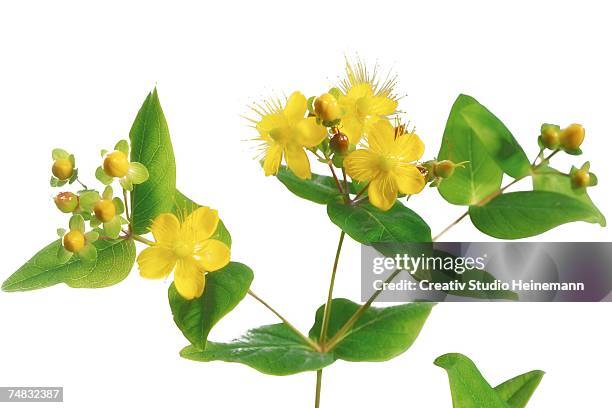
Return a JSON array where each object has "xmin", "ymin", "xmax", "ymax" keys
[
  {"xmin": 173, "ymin": 189, "xmax": 232, "ymax": 247},
  {"xmin": 435, "ymin": 353, "xmax": 510, "ymax": 407},
  {"xmin": 494, "ymin": 370, "xmax": 545, "ymax": 408},
  {"xmin": 129, "ymin": 88, "xmax": 177, "ymax": 234},
  {"xmin": 169, "ymin": 262, "xmax": 253, "ymax": 349},
  {"xmin": 276, "ymin": 166, "xmax": 357, "ymax": 205},
  {"xmin": 309, "ymin": 299, "xmax": 434, "ymax": 361},
  {"xmin": 327, "ymin": 201, "xmax": 431, "ymax": 244},
  {"xmin": 180, "ymin": 324, "xmax": 334, "ymax": 376},
  {"xmin": 460, "ymin": 100, "xmax": 531, "ymax": 178},
  {"xmin": 435, "ymin": 353, "xmax": 544, "ymax": 408},
  {"xmin": 438, "ymin": 94, "xmax": 503, "ymax": 205},
  {"xmin": 533, "ymin": 165, "xmax": 605, "ymax": 226},
  {"xmin": 469, "ymin": 191, "xmax": 604, "ymax": 239},
  {"xmin": 2, "ymin": 238, "xmax": 136, "ymax": 292}
]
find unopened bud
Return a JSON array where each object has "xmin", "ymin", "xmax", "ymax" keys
[
  {"xmin": 314, "ymin": 93, "xmax": 341, "ymax": 123},
  {"xmin": 560, "ymin": 124, "xmax": 585, "ymax": 151},
  {"xmin": 63, "ymin": 230, "xmax": 85, "ymax": 253},
  {"xmin": 571, "ymin": 169, "xmax": 590, "ymax": 188},
  {"xmin": 94, "ymin": 199, "xmax": 116, "ymax": 222},
  {"xmin": 330, "ymin": 132, "xmax": 349, "ymax": 154},
  {"xmin": 54, "ymin": 192, "xmax": 79, "ymax": 213},
  {"xmin": 540, "ymin": 124, "xmax": 560, "ymax": 149},
  {"xmin": 52, "ymin": 159, "xmax": 74, "ymax": 180},
  {"xmin": 103, "ymin": 151, "xmax": 129, "ymax": 177}
]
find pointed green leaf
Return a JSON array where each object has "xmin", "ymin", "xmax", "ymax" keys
[
  {"xmin": 276, "ymin": 166, "xmax": 358, "ymax": 204},
  {"xmin": 435, "ymin": 353, "xmax": 509, "ymax": 407},
  {"xmin": 129, "ymin": 89, "xmax": 177, "ymax": 234},
  {"xmin": 327, "ymin": 201, "xmax": 431, "ymax": 245},
  {"xmin": 309, "ymin": 299, "xmax": 434, "ymax": 361},
  {"xmin": 180, "ymin": 324, "xmax": 334, "ymax": 376},
  {"xmin": 2, "ymin": 238, "xmax": 136, "ymax": 292},
  {"xmin": 460, "ymin": 101, "xmax": 531, "ymax": 178},
  {"xmin": 469, "ymin": 191, "xmax": 604, "ymax": 239},
  {"xmin": 495, "ymin": 370, "xmax": 545, "ymax": 408},
  {"xmin": 169, "ymin": 262, "xmax": 253, "ymax": 349},
  {"xmin": 438, "ymin": 94, "xmax": 503, "ymax": 205},
  {"xmin": 533, "ymin": 165, "xmax": 605, "ymax": 226}
]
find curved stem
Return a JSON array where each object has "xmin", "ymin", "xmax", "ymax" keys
[
  {"xmin": 324, "ymin": 268, "xmax": 403, "ymax": 351},
  {"xmin": 76, "ymin": 178, "xmax": 89, "ymax": 190},
  {"xmin": 319, "ymin": 230, "xmax": 346, "ymax": 347},
  {"xmin": 328, "ymin": 162, "xmax": 344, "ymax": 195},
  {"xmin": 432, "ymin": 149, "xmax": 560, "ymax": 242},
  {"xmin": 248, "ymin": 290, "xmax": 321, "ymax": 352}
]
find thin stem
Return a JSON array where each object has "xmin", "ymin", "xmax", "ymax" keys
[
  {"xmin": 315, "ymin": 370, "xmax": 323, "ymax": 408},
  {"xmin": 432, "ymin": 149, "xmax": 561, "ymax": 241},
  {"xmin": 328, "ymin": 162, "xmax": 344, "ymax": 195},
  {"xmin": 352, "ymin": 182, "xmax": 370, "ymax": 203},
  {"xmin": 319, "ymin": 230, "xmax": 346, "ymax": 348},
  {"xmin": 76, "ymin": 178, "xmax": 89, "ymax": 190},
  {"xmin": 123, "ymin": 189, "xmax": 132, "ymax": 234},
  {"xmin": 247, "ymin": 290, "xmax": 321, "ymax": 352},
  {"xmin": 131, "ymin": 234, "xmax": 155, "ymax": 246},
  {"xmin": 324, "ymin": 268, "xmax": 403, "ymax": 351},
  {"xmin": 341, "ymin": 168, "xmax": 349, "ymax": 198}
]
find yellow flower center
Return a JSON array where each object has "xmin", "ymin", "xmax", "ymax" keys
[
  {"xmin": 94, "ymin": 199, "xmax": 116, "ymax": 222},
  {"xmin": 172, "ymin": 240, "xmax": 194, "ymax": 258},
  {"xmin": 52, "ymin": 158, "xmax": 73, "ymax": 180},
  {"xmin": 104, "ymin": 151, "xmax": 129, "ymax": 177},
  {"xmin": 64, "ymin": 230, "xmax": 85, "ymax": 253},
  {"xmin": 377, "ymin": 155, "xmax": 394, "ymax": 172},
  {"xmin": 269, "ymin": 127, "xmax": 291, "ymax": 145}
]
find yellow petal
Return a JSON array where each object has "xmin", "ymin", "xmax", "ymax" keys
[
  {"xmin": 395, "ymin": 132, "xmax": 425, "ymax": 162},
  {"xmin": 196, "ymin": 239, "xmax": 230, "ymax": 272},
  {"xmin": 138, "ymin": 246, "xmax": 176, "ymax": 279},
  {"xmin": 364, "ymin": 96, "xmax": 397, "ymax": 116},
  {"xmin": 256, "ymin": 112, "xmax": 287, "ymax": 137},
  {"xmin": 341, "ymin": 115, "xmax": 364, "ymax": 145},
  {"xmin": 394, "ymin": 164, "xmax": 426, "ymax": 195},
  {"xmin": 368, "ymin": 174, "xmax": 398, "ymax": 211},
  {"xmin": 263, "ymin": 143, "xmax": 283, "ymax": 176},
  {"xmin": 151, "ymin": 213, "xmax": 180, "ymax": 245},
  {"xmin": 284, "ymin": 92, "xmax": 307, "ymax": 123},
  {"xmin": 182, "ymin": 206, "xmax": 219, "ymax": 243},
  {"xmin": 174, "ymin": 258, "xmax": 205, "ymax": 300},
  {"xmin": 294, "ymin": 117, "xmax": 327, "ymax": 148},
  {"xmin": 344, "ymin": 149, "xmax": 380, "ymax": 182},
  {"xmin": 284, "ymin": 143, "xmax": 311, "ymax": 179},
  {"xmin": 366, "ymin": 120, "xmax": 395, "ymax": 154}
]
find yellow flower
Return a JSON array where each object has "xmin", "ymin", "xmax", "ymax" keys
[
  {"xmin": 337, "ymin": 60, "xmax": 399, "ymax": 145},
  {"xmin": 344, "ymin": 120, "xmax": 426, "ymax": 211},
  {"xmin": 253, "ymin": 92, "xmax": 327, "ymax": 179},
  {"xmin": 137, "ymin": 207, "xmax": 231, "ymax": 300}
]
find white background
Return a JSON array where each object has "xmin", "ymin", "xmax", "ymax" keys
[{"xmin": 1, "ymin": 1, "xmax": 611, "ymax": 407}]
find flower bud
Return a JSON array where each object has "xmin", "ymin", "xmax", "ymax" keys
[
  {"xmin": 103, "ymin": 151, "xmax": 129, "ymax": 177},
  {"xmin": 540, "ymin": 125, "xmax": 560, "ymax": 149},
  {"xmin": 52, "ymin": 158, "xmax": 73, "ymax": 180},
  {"xmin": 94, "ymin": 199, "xmax": 116, "ymax": 222},
  {"xmin": 54, "ymin": 192, "xmax": 79, "ymax": 213},
  {"xmin": 330, "ymin": 132, "xmax": 349, "ymax": 154},
  {"xmin": 571, "ymin": 169, "xmax": 590, "ymax": 188},
  {"xmin": 560, "ymin": 124, "xmax": 585, "ymax": 151},
  {"xmin": 314, "ymin": 93, "xmax": 341, "ymax": 123},
  {"xmin": 63, "ymin": 230, "xmax": 85, "ymax": 253},
  {"xmin": 433, "ymin": 160, "xmax": 457, "ymax": 179}
]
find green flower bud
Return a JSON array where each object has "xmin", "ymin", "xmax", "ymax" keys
[
  {"xmin": 540, "ymin": 124, "xmax": 560, "ymax": 149},
  {"xmin": 54, "ymin": 192, "xmax": 79, "ymax": 213}
]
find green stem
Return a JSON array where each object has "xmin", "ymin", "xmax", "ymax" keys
[
  {"xmin": 123, "ymin": 189, "xmax": 132, "ymax": 234},
  {"xmin": 324, "ymin": 268, "xmax": 403, "ymax": 351},
  {"xmin": 328, "ymin": 162, "xmax": 344, "ymax": 195},
  {"xmin": 315, "ymin": 370, "xmax": 323, "ymax": 408},
  {"xmin": 76, "ymin": 178, "xmax": 89, "ymax": 190},
  {"xmin": 432, "ymin": 149, "xmax": 560, "ymax": 242},
  {"xmin": 247, "ymin": 290, "xmax": 321, "ymax": 352},
  {"xmin": 319, "ymin": 230, "xmax": 346, "ymax": 347},
  {"xmin": 131, "ymin": 234, "xmax": 155, "ymax": 246}
]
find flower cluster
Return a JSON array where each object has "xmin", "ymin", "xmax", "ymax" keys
[
  {"xmin": 250, "ymin": 60, "xmax": 463, "ymax": 211},
  {"xmin": 50, "ymin": 139, "xmax": 149, "ymax": 263}
]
